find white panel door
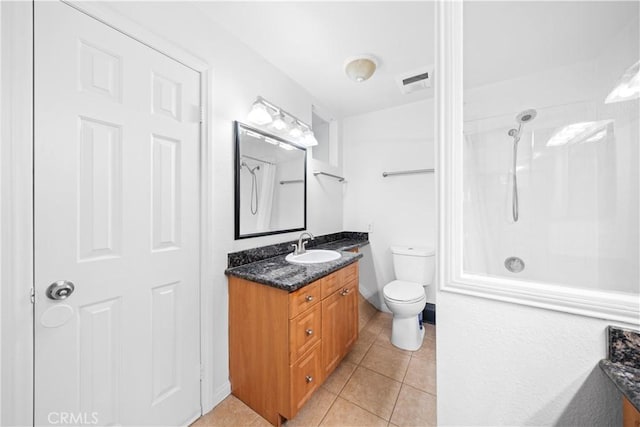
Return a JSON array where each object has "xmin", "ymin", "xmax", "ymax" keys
[{"xmin": 34, "ymin": 3, "xmax": 201, "ymax": 426}]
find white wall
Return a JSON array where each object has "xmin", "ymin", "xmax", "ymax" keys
[
  {"xmin": 437, "ymin": 293, "xmax": 625, "ymax": 426},
  {"xmin": 342, "ymin": 100, "xmax": 437, "ymax": 307},
  {"xmin": 102, "ymin": 1, "xmax": 344, "ymax": 411}
]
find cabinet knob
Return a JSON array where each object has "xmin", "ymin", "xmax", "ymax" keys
[
  {"xmin": 306, "ymin": 328, "xmax": 314, "ymax": 336},
  {"xmin": 305, "ymin": 375, "xmax": 313, "ymax": 383},
  {"xmin": 305, "ymin": 295, "xmax": 314, "ymax": 302},
  {"xmin": 341, "ymin": 288, "xmax": 350, "ymax": 296}
]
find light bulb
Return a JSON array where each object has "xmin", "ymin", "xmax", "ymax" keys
[
  {"xmin": 302, "ymin": 130, "xmax": 318, "ymax": 147},
  {"xmin": 247, "ymin": 100, "xmax": 272, "ymax": 125},
  {"xmin": 271, "ymin": 112, "xmax": 288, "ymax": 131},
  {"xmin": 289, "ymin": 123, "xmax": 303, "ymax": 138}
]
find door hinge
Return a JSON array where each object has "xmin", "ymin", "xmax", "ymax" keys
[
  {"xmin": 30, "ymin": 287, "xmax": 35, "ymax": 304},
  {"xmin": 200, "ymin": 365, "xmax": 205, "ymax": 381},
  {"xmin": 200, "ymin": 106, "xmax": 205, "ymax": 124}
]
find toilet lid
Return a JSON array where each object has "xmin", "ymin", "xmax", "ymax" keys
[{"xmin": 384, "ymin": 280, "xmax": 425, "ymax": 302}]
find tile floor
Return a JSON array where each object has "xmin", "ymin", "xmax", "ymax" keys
[{"xmin": 192, "ymin": 297, "xmax": 436, "ymax": 426}]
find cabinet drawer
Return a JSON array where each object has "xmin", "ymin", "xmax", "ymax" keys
[
  {"xmin": 289, "ymin": 304, "xmax": 322, "ymax": 362},
  {"xmin": 290, "ymin": 343, "xmax": 322, "ymax": 415},
  {"xmin": 289, "ymin": 281, "xmax": 320, "ymax": 319},
  {"xmin": 320, "ymin": 271, "xmax": 341, "ymax": 299},
  {"xmin": 341, "ymin": 262, "xmax": 358, "ymax": 284}
]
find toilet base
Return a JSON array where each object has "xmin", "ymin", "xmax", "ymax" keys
[{"xmin": 391, "ymin": 315, "xmax": 425, "ymax": 351}]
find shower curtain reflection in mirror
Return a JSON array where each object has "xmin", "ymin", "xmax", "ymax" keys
[{"xmin": 235, "ymin": 122, "xmax": 306, "ymax": 239}]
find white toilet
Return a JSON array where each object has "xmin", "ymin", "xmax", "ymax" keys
[{"xmin": 383, "ymin": 246, "xmax": 435, "ymax": 351}]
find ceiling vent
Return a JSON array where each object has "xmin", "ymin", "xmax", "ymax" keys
[{"xmin": 395, "ymin": 66, "xmax": 432, "ymax": 94}]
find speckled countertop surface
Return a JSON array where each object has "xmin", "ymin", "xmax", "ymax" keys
[
  {"xmin": 225, "ymin": 235, "xmax": 368, "ymax": 292},
  {"xmin": 600, "ymin": 326, "xmax": 640, "ymax": 411},
  {"xmin": 599, "ymin": 360, "xmax": 640, "ymax": 411}
]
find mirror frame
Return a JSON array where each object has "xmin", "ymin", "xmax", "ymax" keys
[{"xmin": 234, "ymin": 121, "xmax": 307, "ymax": 240}]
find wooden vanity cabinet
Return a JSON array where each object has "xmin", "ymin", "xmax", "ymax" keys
[
  {"xmin": 623, "ymin": 397, "xmax": 640, "ymax": 427},
  {"xmin": 322, "ymin": 264, "xmax": 358, "ymax": 376},
  {"xmin": 228, "ymin": 261, "xmax": 359, "ymax": 426}
]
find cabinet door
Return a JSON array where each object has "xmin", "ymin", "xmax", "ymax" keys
[
  {"xmin": 623, "ymin": 397, "xmax": 640, "ymax": 427},
  {"xmin": 322, "ymin": 290, "xmax": 343, "ymax": 376},
  {"xmin": 342, "ymin": 281, "xmax": 359, "ymax": 352},
  {"xmin": 290, "ymin": 344, "xmax": 322, "ymax": 415}
]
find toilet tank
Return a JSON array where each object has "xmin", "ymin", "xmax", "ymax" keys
[{"xmin": 391, "ymin": 246, "xmax": 435, "ymax": 285}]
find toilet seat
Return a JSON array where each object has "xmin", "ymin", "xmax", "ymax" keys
[{"xmin": 383, "ymin": 280, "xmax": 425, "ymax": 303}]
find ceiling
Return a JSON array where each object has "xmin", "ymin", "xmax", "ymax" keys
[
  {"xmin": 196, "ymin": 1, "xmax": 435, "ymax": 118},
  {"xmin": 196, "ymin": 1, "xmax": 638, "ymax": 119}
]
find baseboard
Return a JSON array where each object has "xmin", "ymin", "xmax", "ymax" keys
[
  {"xmin": 423, "ymin": 303, "xmax": 436, "ymax": 324},
  {"xmin": 203, "ymin": 380, "xmax": 231, "ymax": 414}
]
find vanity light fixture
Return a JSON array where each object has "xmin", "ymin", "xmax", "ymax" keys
[
  {"xmin": 301, "ymin": 129, "xmax": 319, "ymax": 147},
  {"xmin": 247, "ymin": 99, "xmax": 273, "ymax": 125},
  {"xmin": 289, "ymin": 121, "xmax": 303, "ymax": 138},
  {"xmin": 246, "ymin": 96, "xmax": 319, "ymax": 147},
  {"xmin": 271, "ymin": 112, "xmax": 288, "ymax": 131},
  {"xmin": 344, "ymin": 55, "xmax": 378, "ymax": 83}
]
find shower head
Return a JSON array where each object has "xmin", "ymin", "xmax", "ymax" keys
[
  {"xmin": 516, "ymin": 109, "xmax": 537, "ymax": 123},
  {"xmin": 241, "ymin": 161, "xmax": 260, "ymax": 174}
]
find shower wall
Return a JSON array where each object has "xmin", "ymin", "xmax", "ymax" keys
[{"xmin": 462, "ymin": 7, "xmax": 639, "ymax": 294}]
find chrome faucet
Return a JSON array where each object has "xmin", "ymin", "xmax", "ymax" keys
[{"xmin": 291, "ymin": 232, "xmax": 315, "ymax": 255}]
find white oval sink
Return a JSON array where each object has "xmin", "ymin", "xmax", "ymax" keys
[{"xmin": 285, "ymin": 249, "xmax": 341, "ymax": 265}]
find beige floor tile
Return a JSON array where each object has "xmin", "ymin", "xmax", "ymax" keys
[
  {"xmin": 285, "ymin": 387, "xmax": 337, "ymax": 427},
  {"xmin": 424, "ymin": 323, "xmax": 436, "ymax": 340},
  {"xmin": 319, "ymin": 397, "xmax": 387, "ymax": 427},
  {"xmin": 365, "ymin": 311, "xmax": 393, "ymax": 335},
  {"xmin": 340, "ymin": 366, "xmax": 401, "ymax": 420},
  {"xmin": 359, "ymin": 309, "xmax": 375, "ymax": 332},
  {"xmin": 360, "ymin": 344, "xmax": 411, "ymax": 382},
  {"xmin": 404, "ymin": 357, "xmax": 436, "ymax": 395},
  {"xmin": 411, "ymin": 336, "xmax": 436, "ymax": 362},
  {"xmin": 322, "ymin": 360, "xmax": 357, "ymax": 394},
  {"xmin": 358, "ymin": 313, "xmax": 370, "ymax": 331},
  {"xmin": 359, "ymin": 297, "xmax": 377, "ymax": 319},
  {"xmin": 373, "ymin": 329, "xmax": 413, "ymax": 355},
  {"xmin": 390, "ymin": 384, "xmax": 437, "ymax": 427},
  {"xmin": 344, "ymin": 329, "xmax": 377, "ymax": 365},
  {"xmin": 190, "ymin": 395, "xmax": 261, "ymax": 427},
  {"xmin": 361, "ymin": 319, "xmax": 384, "ymax": 336},
  {"xmin": 358, "ymin": 327, "xmax": 379, "ymax": 346},
  {"xmin": 249, "ymin": 415, "xmax": 273, "ymax": 426}
]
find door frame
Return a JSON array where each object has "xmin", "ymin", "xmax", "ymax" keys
[{"xmin": 0, "ymin": 1, "xmax": 217, "ymax": 424}]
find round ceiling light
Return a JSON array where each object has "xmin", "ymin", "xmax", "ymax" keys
[{"xmin": 344, "ymin": 55, "xmax": 377, "ymax": 83}]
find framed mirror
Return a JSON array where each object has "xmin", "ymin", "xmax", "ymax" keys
[{"xmin": 234, "ymin": 121, "xmax": 307, "ymax": 239}]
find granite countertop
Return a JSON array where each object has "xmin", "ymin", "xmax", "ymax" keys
[
  {"xmin": 311, "ymin": 238, "xmax": 367, "ymax": 252},
  {"xmin": 599, "ymin": 360, "xmax": 640, "ymax": 411},
  {"xmin": 599, "ymin": 326, "xmax": 640, "ymax": 412},
  {"xmin": 225, "ymin": 236, "xmax": 368, "ymax": 292}
]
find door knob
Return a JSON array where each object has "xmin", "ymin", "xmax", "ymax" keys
[{"xmin": 46, "ymin": 280, "xmax": 75, "ymax": 300}]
